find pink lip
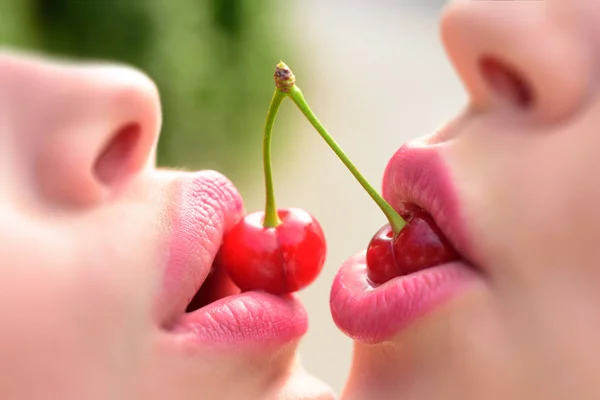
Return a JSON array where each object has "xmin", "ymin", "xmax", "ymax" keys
[
  {"xmin": 172, "ymin": 291, "xmax": 307, "ymax": 348},
  {"xmin": 330, "ymin": 144, "xmax": 482, "ymax": 344},
  {"xmin": 162, "ymin": 173, "xmax": 307, "ymax": 349}
]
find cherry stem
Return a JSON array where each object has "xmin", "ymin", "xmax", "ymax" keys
[
  {"xmin": 262, "ymin": 89, "xmax": 287, "ymax": 228},
  {"xmin": 273, "ymin": 61, "xmax": 406, "ymax": 235}
]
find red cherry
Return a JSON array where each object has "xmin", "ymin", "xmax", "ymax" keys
[
  {"xmin": 366, "ymin": 205, "xmax": 459, "ymax": 284},
  {"xmin": 218, "ymin": 207, "xmax": 327, "ymax": 294}
]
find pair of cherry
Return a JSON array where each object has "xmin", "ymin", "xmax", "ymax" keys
[{"xmin": 217, "ymin": 63, "xmax": 458, "ymax": 295}]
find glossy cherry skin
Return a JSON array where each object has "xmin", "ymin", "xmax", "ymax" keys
[
  {"xmin": 218, "ymin": 207, "xmax": 327, "ymax": 294},
  {"xmin": 366, "ymin": 205, "xmax": 459, "ymax": 284}
]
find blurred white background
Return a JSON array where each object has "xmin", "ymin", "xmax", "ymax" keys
[{"xmin": 242, "ymin": 0, "xmax": 468, "ymax": 394}]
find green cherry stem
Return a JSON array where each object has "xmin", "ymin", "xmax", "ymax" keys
[
  {"xmin": 262, "ymin": 88, "xmax": 287, "ymax": 228},
  {"xmin": 274, "ymin": 61, "xmax": 406, "ymax": 236}
]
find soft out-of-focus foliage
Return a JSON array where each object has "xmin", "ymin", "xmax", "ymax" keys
[{"xmin": 0, "ymin": 0, "xmax": 286, "ymax": 181}]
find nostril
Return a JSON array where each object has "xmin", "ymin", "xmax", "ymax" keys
[
  {"xmin": 479, "ymin": 56, "xmax": 534, "ymax": 109},
  {"xmin": 93, "ymin": 122, "xmax": 141, "ymax": 187}
]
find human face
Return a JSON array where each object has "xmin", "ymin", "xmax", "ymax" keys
[
  {"xmin": 332, "ymin": 1, "xmax": 600, "ymax": 399},
  {"xmin": 0, "ymin": 50, "xmax": 334, "ymax": 400}
]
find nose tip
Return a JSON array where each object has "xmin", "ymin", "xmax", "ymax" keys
[
  {"xmin": 440, "ymin": 1, "xmax": 591, "ymax": 122},
  {"xmin": 3, "ymin": 52, "xmax": 162, "ymax": 207}
]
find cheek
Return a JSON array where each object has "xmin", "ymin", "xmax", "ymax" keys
[
  {"xmin": 446, "ymin": 110, "xmax": 600, "ymax": 287},
  {"xmin": 440, "ymin": 108, "xmax": 600, "ymax": 396},
  {"xmin": 0, "ymin": 216, "xmax": 156, "ymax": 397}
]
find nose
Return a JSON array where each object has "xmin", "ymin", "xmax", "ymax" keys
[
  {"xmin": 440, "ymin": 1, "xmax": 592, "ymax": 122},
  {"xmin": 1, "ymin": 52, "xmax": 161, "ymax": 207}
]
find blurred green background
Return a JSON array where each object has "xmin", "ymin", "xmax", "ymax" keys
[{"xmin": 1, "ymin": 0, "xmax": 302, "ymax": 194}]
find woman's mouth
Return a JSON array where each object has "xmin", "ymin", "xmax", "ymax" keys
[
  {"xmin": 329, "ymin": 144, "xmax": 484, "ymax": 345},
  {"xmin": 159, "ymin": 172, "xmax": 308, "ymax": 350},
  {"xmin": 174, "ymin": 256, "xmax": 308, "ymax": 349}
]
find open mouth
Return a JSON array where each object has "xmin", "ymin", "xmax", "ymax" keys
[
  {"xmin": 172, "ymin": 259, "xmax": 308, "ymax": 348},
  {"xmin": 168, "ymin": 256, "xmax": 308, "ymax": 349},
  {"xmin": 184, "ymin": 259, "xmax": 241, "ymax": 313},
  {"xmin": 374, "ymin": 201, "xmax": 467, "ymax": 282},
  {"xmin": 329, "ymin": 144, "xmax": 484, "ymax": 344},
  {"xmin": 329, "ymin": 201, "xmax": 479, "ymax": 345},
  {"xmin": 162, "ymin": 174, "xmax": 308, "ymax": 349}
]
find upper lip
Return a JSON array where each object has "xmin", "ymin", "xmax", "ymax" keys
[
  {"xmin": 381, "ymin": 141, "xmax": 472, "ymax": 262},
  {"xmin": 157, "ymin": 170, "xmax": 244, "ymax": 328}
]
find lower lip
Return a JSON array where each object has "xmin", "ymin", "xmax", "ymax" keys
[
  {"xmin": 171, "ymin": 291, "xmax": 308, "ymax": 349},
  {"xmin": 330, "ymin": 251, "xmax": 480, "ymax": 345}
]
